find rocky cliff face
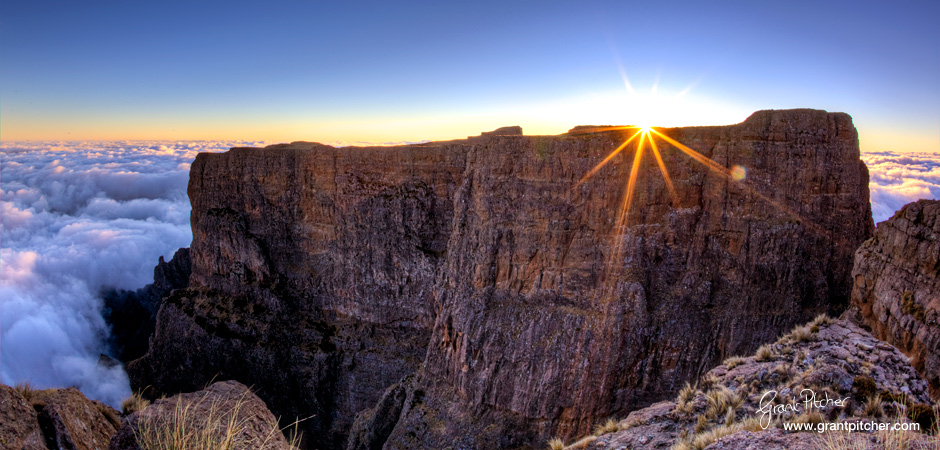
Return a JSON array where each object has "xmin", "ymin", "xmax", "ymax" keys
[
  {"xmin": 846, "ymin": 199, "xmax": 939, "ymax": 398},
  {"xmin": 129, "ymin": 109, "xmax": 873, "ymax": 449}
]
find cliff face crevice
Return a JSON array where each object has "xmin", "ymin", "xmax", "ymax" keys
[{"xmin": 129, "ymin": 109, "xmax": 873, "ymax": 449}]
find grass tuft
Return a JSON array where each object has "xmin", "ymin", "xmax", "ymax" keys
[
  {"xmin": 675, "ymin": 382, "xmax": 697, "ymax": 414},
  {"xmin": 705, "ymin": 386, "xmax": 742, "ymax": 419},
  {"xmin": 694, "ymin": 414, "xmax": 708, "ymax": 434},
  {"xmin": 592, "ymin": 418, "xmax": 620, "ymax": 435},
  {"xmin": 14, "ymin": 381, "xmax": 37, "ymax": 402},
  {"xmin": 123, "ymin": 392, "xmax": 151, "ymax": 415},
  {"xmin": 755, "ymin": 344, "xmax": 774, "ymax": 362},
  {"xmin": 864, "ymin": 395, "xmax": 884, "ymax": 418},
  {"xmin": 689, "ymin": 423, "xmax": 740, "ymax": 449},
  {"xmin": 723, "ymin": 356, "xmax": 746, "ymax": 369},
  {"xmin": 789, "ymin": 325, "xmax": 814, "ymax": 343},
  {"xmin": 547, "ymin": 437, "xmax": 565, "ymax": 450},
  {"xmin": 810, "ymin": 314, "xmax": 833, "ymax": 327}
]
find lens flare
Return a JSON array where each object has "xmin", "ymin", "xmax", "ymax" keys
[{"xmin": 579, "ymin": 121, "xmax": 825, "ymax": 273}]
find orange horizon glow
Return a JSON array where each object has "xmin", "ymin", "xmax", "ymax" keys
[{"xmin": 1, "ymin": 115, "xmax": 936, "ymax": 154}]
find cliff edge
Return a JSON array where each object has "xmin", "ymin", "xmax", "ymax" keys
[{"xmin": 846, "ymin": 199, "xmax": 940, "ymax": 399}]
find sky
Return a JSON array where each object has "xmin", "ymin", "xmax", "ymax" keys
[{"xmin": 1, "ymin": 0, "xmax": 938, "ymax": 152}]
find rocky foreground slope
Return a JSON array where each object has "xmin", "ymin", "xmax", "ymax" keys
[
  {"xmin": 127, "ymin": 109, "xmax": 874, "ymax": 449},
  {"xmin": 846, "ymin": 199, "xmax": 940, "ymax": 398},
  {"xmin": 0, "ymin": 381, "xmax": 291, "ymax": 450},
  {"xmin": 577, "ymin": 317, "xmax": 937, "ymax": 450}
]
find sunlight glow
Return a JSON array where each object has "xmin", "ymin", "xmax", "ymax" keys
[{"xmin": 578, "ymin": 115, "xmax": 825, "ymax": 272}]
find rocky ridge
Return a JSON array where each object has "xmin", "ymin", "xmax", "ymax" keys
[
  {"xmin": 846, "ymin": 199, "xmax": 939, "ymax": 398},
  {"xmin": 128, "ymin": 109, "xmax": 874, "ymax": 449},
  {"xmin": 577, "ymin": 317, "xmax": 938, "ymax": 450}
]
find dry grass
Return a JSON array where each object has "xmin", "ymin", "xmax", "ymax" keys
[
  {"xmin": 723, "ymin": 407, "xmax": 735, "ymax": 427},
  {"xmin": 810, "ymin": 314, "xmax": 833, "ymax": 327},
  {"xmin": 592, "ymin": 418, "xmax": 620, "ymax": 436},
  {"xmin": 689, "ymin": 422, "xmax": 740, "ymax": 450},
  {"xmin": 670, "ymin": 438, "xmax": 694, "ymax": 450},
  {"xmin": 864, "ymin": 395, "xmax": 885, "ymax": 418},
  {"xmin": 705, "ymin": 385, "xmax": 742, "ymax": 419},
  {"xmin": 817, "ymin": 408, "xmax": 940, "ymax": 450},
  {"xmin": 675, "ymin": 382, "xmax": 697, "ymax": 415},
  {"xmin": 816, "ymin": 430, "xmax": 853, "ymax": 450},
  {"xmin": 700, "ymin": 373, "xmax": 720, "ymax": 391},
  {"xmin": 123, "ymin": 391, "xmax": 151, "ymax": 415},
  {"xmin": 565, "ymin": 435, "xmax": 597, "ymax": 449},
  {"xmin": 694, "ymin": 414, "xmax": 708, "ymax": 434},
  {"xmin": 134, "ymin": 389, "xmax": 299, "ymax": 450},
  {"xmin": 723, "ymin": 356, "xmax": 746, "ymax": 369},
  {"xmin": 789, "ymin": 325, "xmax": 814, "ymax": 343},
  {"xmin": 547, "ymin": 437, "xmax": 565, "ymax": 450},
  {"xmin": 791, "ymin": 410, "xmax": 824, "ymax": 427},
  {"xmin": 755, "ymin": 344, "xmax": 774, "ymax": 362},
  {"xmin": 14, "ymin": 381, "xmax": 37, "ymax": 402}
]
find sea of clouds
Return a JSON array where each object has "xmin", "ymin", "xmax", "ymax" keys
[
  {"xmin": 862, "ymin": 151, "xmax": 940, "ymax": 223},
  {"xmin": 0, "ymin": 140, "xmax": 265, "ymax": 407},
  {"xmin": 0, "ymin": 142, "xmax": 937, "ymax": 409}
]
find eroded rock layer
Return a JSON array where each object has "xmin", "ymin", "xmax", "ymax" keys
[
  {"xmin": 129, "ymin": 109, "xmax": 873, "ymax": 449},
  {"xmin": 847, "ymin": 199, "xmax": 940, "ymax": 398}
]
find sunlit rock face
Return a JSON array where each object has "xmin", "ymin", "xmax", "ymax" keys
[
  {"xmin": 846, "ymin": 199, "xmax": 940, "ymax": 399},
  {"xmin": 128, "ymin": 109, "xmax": 873, "ymax": 449}
]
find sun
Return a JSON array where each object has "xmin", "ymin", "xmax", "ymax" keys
[{"xmin": 577, "ymin": 118, "xmax": 821, "ymax": 271}]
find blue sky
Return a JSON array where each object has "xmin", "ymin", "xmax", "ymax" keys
[{"xmin": 1, "ymin": 0, "xmax": 938, "ymax": 151}]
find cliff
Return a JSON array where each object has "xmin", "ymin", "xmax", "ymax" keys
[
  {"xmin": 128, "ymin": 108, "xmax": 874, "ymax": 449},
  {"xmin": 846, "ymin": 199, "xmax": 940, "ymax": 398}
]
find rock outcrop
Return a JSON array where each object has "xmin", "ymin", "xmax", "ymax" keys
[
  {"xmin": 0, "ymin": 384, "xmax": 46, "ymax": 450},
  {"xmin": 102, "ymin": 248, "xmax": 191, "ymax": 362},
  {"xmin": 129, "ymin": 109, "xmax": 874, "ymax": 449},
  {"xmin": 580, "ymin": 318, "xmax": 936, "ymax": 450},
  {"xmin": 0, "ymin": 384, "xmax": 121, "ymax": 450},
  {"xmin": 31, "ymin": 388, "xmax": 121, "ymax": 450},
  {"xmin": 108, "ymin": 381, "xmax": 292, "ymax": 450},
  {"xmin": 846, "ymin": 199, "xmax": 940, "ymax": 398}
]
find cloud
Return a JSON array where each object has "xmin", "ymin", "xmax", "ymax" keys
[
  {"xmin": 0, "ymin": 140, "xmax": 265, "ymax": 407},
  {"xmin": 862, "ymin": 151, "xmax": 940, "ymax": 223}
]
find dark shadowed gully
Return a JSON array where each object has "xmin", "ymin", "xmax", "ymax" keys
[{"xmin": 125, "ymin": 109, "xmax": 875, "ymax": 449}]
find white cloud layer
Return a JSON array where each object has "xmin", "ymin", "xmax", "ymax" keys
[
  {"xmin": 0, "ymin": 141, "xmax": 935, "ymax": 408},
  {"xmin": 0, "ymin": 140, "xmax": 265, "ymax": 407},
  {"xmin": 862, "ymin": 151, "xmax": 940, "ymax": 223}
]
